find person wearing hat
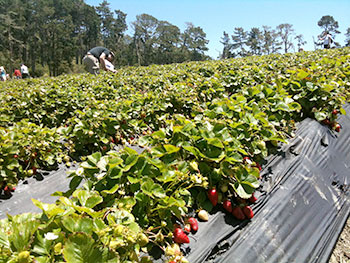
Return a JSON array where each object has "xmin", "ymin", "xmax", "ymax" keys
[{"xmin": 83, "ymin": 46, "xmax": 116, "ymax": 75}]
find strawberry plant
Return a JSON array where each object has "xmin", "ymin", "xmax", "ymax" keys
[{"xmin": 0, "ymin": 47, "xmax": 350, "ymax": 261}]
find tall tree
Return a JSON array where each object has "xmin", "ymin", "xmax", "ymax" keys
[
  {"xmin": 231, "ymin": 27, "xmax": 247, "ymax": 57},
  {"xmin": 155, "ymin": 21, "xmax": 181, "ymax": 64},
  {"xmin": 181, "ymin": 22, "xmax": 209, "ymax": 61},
  {"xmin": 295, "ymin": 34, "xmax": 306, "ymax": 51},
  {"xmin": 220, "ymin": 31, "xmax": 233, "ymax": 59},
  {"xmin": 0, "ymin": 10, "xmax": 24, "ymax": 72},
  {"xmin": 345, "ymin": 28, "xmax": 350, "ymax": 47},
  {"xmin": 246, "ymin": 27, "xmax": 263, "ymax": 56},
  {"xmin": 96, "ymin": 1, "xmax": 127, "ymax": 51},
  {"xmin": 261, "ymin": 26, "xmax": 281, "ymax": 55},
  {"xmin": 317, "ymin": 15, "xmax": 340, "ymax": 35},
  {"xmin": 132, "ymin": 14, "xmax": 159, "ymax": 65},
  {"xmin": 277, "ymin": 23, "xmax": 295, "ymax": 53}
]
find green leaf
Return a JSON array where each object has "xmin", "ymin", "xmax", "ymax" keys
[
  {"xmin": 124, "ymin": 147, "xmax": 139, "ymax": 156},
  {"xmin": 297, "ymin": 70, "xmax": 309, "ymax": 80},
  {"xmin": 0, "ymin": 231, "xmax": 10, "ymax": 250},
  {"xmin": 108, "ymin": 166, "xmax": 123, "ymax": 179},
  {"xmin": 314, "ymin": 111, "xmax": 327, "ymax": 121},
  {"xmin": 141, "ymin": 178, "xmax": 166, "ymax": 198},
  {"xmin": 152, "ymin": 184, "xmax": 166, "ymax": 198},
  {"xmin": 123, "ymin": 154, "xmax": 139, "ymax": 171},
  {"xmin": 62, "ymin": 233, "xmax": 103, "ymax": 263},
  {"xmin": 150, "ymin": 145, "xmax": 166, "ymax": 157},
  {"xmin": 225, "ymin": 152, "xmax": 243, "ymax": 163},
  {"xmin": 340, "ymin": 107, "xmax": 347, "ymax": 115},
  {"xmin": 163, "ymin": 144, "xmax": 180, "ymax": 154},
  {"xmin": 183, "ymin": 146, "xmax": 201, "ymax": 159},
  {"xmin": 85, "ymin": 195, "xmax": 103, "ymax": 209},
  {"xmin": 6, "ymin": 159, "xmax": 19, "ymax": 170},
  {"xmin": 62, "ymin": 217, "xmax": 94, "ymax": 235},
  {"xmin": 151, "ymin": 129, "xmax": 166, "ymax": 139},
  {"xmin": 69, "ymin": 176, "xmax": 83, "ymax": 190},
  {"xmin": 87, "ymin": 152, "xmax": 102, "ymax": 165},
  {"xmin": 32, "ymin": 199, "xmax": 65, "ymax": 217},
  {"xmin": 73, "ymin": 190, "xmax": 89, "ymax": 206},
  {"xmin": 206, "ymin": 138, "xmax": 224, "ymax": 148},
  {"xmin": 232, "ymin": 182, "xmax": 252, "ymax": 199},
  {"xmin": 101, "ymin": 184, "xmax": 119, "ymax": 195}
]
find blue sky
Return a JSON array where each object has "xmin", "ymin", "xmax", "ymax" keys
[{"xmin": 85, "ymin": 0, "xmax": 350, "ymax": 58}]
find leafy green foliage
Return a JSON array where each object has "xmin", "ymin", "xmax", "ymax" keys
[{"xmin": 0, "ymin": 48, "xmax": 350, "ymax": 261}]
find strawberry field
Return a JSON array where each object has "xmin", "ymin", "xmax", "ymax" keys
[{"xmin": 0, "ymin": 48, "xmax": 350, "ymax": 262}]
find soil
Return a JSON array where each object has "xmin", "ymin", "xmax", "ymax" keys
[{"xmin": 329, "ymin": 216, "xmax": 350, "ymax": 263}]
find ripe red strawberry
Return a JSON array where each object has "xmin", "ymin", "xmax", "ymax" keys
[
  {"xmin": 232, "ymin": 206, "xmax": 246, "ymax": 220},
  {"xmin": 223, "ymin": 199, "xmax": 233, "ymax": 213},
  {"xmin": 242, "ymin": 206, "xmax": 254, "ymax": 219},
  {"xmin": 249, "ymin": 193, "xmax": 257, "ymax": 203},
  {"xmin": 322, "ymin": 119, "xmax": 330, "ymax": 126},
  {"xmin": 255, "ymin": 163, "xmax": 262, "ymax": 171},
  {"xmin": 332, "ymin": 109, "xmax": 339, "ymax": 115},
  {"xmin": 13, "ymin": 154, "xmax": 18, "ymax": 159},
  {"xmin": 3, "ymin": 186, "xmax": 12, "ymax": 195},
  {"xmin": 188, "ymin": 217, "xmax": 198, "ymax": 232},
  {"xmin": 173, "ymin": 228, "xmax": 190, "ymax": 244},
  {"xmin": 208, "ymin": 188, "xmax": 218, "ymax": 206}
]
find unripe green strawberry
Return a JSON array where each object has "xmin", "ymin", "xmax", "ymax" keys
[
  {"xmin": 18, "ymin": 251, "xmax": 30, "ymax": 263},
  {"xmin": 220, "ymin": 184, "xmax": 228, "ymax": 193},
  {"xmin": 137, "ymin": 233, "xmax": 149, "ymax": 246}
]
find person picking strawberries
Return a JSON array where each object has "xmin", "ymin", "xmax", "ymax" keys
[{"xmin": 83, "ymin": 46, "xmax": 116, "ymax": 75}]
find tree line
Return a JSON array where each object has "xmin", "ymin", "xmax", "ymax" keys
[
  {"xmin": 0, "ymin": 0, "xmax": 209, "ymax": 76},
  {"xmin": 0, "ymin": 0, "xmax": 349, "ymax": 77},
  {"xmin": 221, "ymin": 15, "xmax": 350, "ymax": 59}
]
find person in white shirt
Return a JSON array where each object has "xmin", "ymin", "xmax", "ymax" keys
[
  {"xmin": 20, "ymin": 64, "xmax": 30, "ymax": 79},
  {"xmin": 0, "ymin": 66, "xmax": 6, "ymax": 81},
  {"xmin": 319, "ymin": 31, "xmax": 334, "ymax": 49}
]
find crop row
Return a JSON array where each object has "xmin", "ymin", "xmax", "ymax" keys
[{"xmin": 0, "ymin": 48, "xmax": 349, "ymax": 262}]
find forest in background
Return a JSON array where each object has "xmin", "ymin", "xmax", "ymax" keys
[{"xmin": 1, "ymin": 0, "xmax": 349, "ymax": 76}]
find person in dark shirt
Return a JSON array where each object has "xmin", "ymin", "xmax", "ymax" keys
[{"xmin": 83, "ymin": 46, "xmax": 116, "ymax": 75}]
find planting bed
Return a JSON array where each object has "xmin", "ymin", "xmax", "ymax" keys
[{"xmin": 0, "ymin": 48, "xmax": 349, "ymax": 262}]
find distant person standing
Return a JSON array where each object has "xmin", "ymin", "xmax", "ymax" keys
[
  {"xmin": 319, "ymin": 31, "xmax": 334, "ymax": 49},
  {"xmin": 21, "ymin": 64, "xmax": 30, "ymax": 79},
  {"xmin": 13, "ymin": 68, "xmax": 22, "ymax": 79},
  {"xmin": 0, "ymin": 66, "xmax": 6, "ymax": 81},
  {"xmin": 83, "ymin": 46, "xmax": 116, "ymax": 75}
]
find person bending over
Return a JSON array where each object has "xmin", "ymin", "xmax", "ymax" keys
[{"xmin": 83, "ymin": 46, "xmax": 116, "ymax": 75}]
